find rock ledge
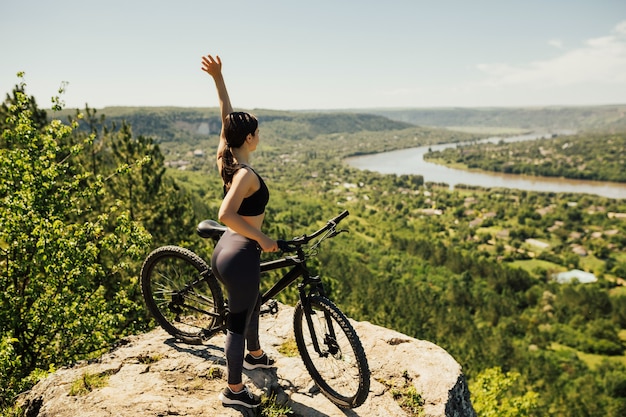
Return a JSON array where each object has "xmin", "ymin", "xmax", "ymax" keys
[{"xmin": 19, "ymin": 303, "xmax": 476, "ymax": 417}]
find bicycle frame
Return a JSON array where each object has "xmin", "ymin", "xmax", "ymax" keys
[
  {"xmin": 262, "ymin": 253, "xmax": 336, "ymax": 358},
  {"xmin": 197, "ymin": 211, "xmax": 349, "ymax": 345},
  {"xmin": 194, "ymin": 247, "xmax": 313, "ymax": 339},
  {"xmin": 259, "ymin": 252, "xmax": 325, "ymax": 303}
]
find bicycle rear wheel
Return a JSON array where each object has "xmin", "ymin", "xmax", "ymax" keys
[
  {"xmin": 141, "ymin": 245, "xmax": 224, "ymax": 344},
  {"xmin": 293, "ymin": 296, "xmax": 370, "ymax": 408}
]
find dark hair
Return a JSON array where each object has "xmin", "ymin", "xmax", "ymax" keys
[{"xmin": 221, "ymin": 112, "xmax": 258, "ymax": 186}]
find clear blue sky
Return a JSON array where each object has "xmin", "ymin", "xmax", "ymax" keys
[{"xmin": 1, "ymin": 0, "xmax": 625, "ymax": 110}]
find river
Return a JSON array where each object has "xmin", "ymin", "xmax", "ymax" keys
[{"xmin": 345, "ymin": 133, "xmax": 626, "ymax": 199}]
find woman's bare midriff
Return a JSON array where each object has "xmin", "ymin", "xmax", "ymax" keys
[{"xmin": 236, "ymin": 213, "xmax": 265, "ymax": 232}]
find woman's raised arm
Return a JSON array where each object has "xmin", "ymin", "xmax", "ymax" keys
[{"xmin": 201, "ymin": 54, "xmax": 233, "ymax": 163}]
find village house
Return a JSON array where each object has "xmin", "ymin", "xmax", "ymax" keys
[{"xmin": 552, "ymin": 269, "xmax": 597, "ymax": 284}]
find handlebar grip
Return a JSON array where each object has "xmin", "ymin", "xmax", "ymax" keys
[{"xmin": 277, "ymin": 239, "xmax": 297, "ymax": 253}]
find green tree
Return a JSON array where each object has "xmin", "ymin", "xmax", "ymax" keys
[
  {"xmin": 470, "ymin": 367, "xmax": 541, "ymax": 416},
  {"xmin": 0, "ymin": 83, "xmax": 47, "ymax": 132},
  {"xmin": 67, "ymin": 108, "xmax": 201, "ymax": 250},
  {"xmin": 0, "ymin": 77, "xmax": 150, "ymax": 408}
]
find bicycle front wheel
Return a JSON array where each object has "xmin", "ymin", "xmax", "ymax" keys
[
  {"xmin": 293, "ymin": 296, "xmax": 370, "ymax": 408},
  {"xmin": 141, "ymin": 245, "xmax": 224, "ymax": 344}
]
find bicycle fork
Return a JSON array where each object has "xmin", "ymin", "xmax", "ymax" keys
[{"xmin": 299, "ymin": 276, "xmax": 338, "ymax": 357}]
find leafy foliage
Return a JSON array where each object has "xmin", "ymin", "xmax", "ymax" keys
[
  {"xmin": 0, "ymin": 79, "xmax": 201, "ymax": 410},
  {"xmin": 470, "ymin": 367, "xmax": 540, "ymax": 417},
  {"xmin": 0, "ymin": 78, "xmax": 156, "ymax": 409}
]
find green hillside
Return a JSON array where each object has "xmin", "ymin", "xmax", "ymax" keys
[{"xmin": 364, "ymin": 105, "xmax": 626, "ymax": 132}]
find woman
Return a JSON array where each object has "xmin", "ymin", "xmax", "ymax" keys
[{"xmin": 201, "ymin": 53, "xmax": 277, "ymax": 409}]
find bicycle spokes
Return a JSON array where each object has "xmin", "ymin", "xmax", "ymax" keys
[
  {"xmin": 141, "ymin": 246, "xmax": 225, "ymax": 344},
  {"xmin": 294, "ymin": 296, "xmax": 370, "ymax": 408}
]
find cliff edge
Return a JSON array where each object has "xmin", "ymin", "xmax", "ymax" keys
[{"xmin": 18, "ymin": 303, "xmax": 476, "ymax": 417}]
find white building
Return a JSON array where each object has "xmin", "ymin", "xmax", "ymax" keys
[{"xmin": 552, "ymin": 269, "xmax": 597, "ymax": 284}]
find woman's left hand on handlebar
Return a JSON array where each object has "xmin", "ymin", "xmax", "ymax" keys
[{"xmin": 258, "ymin": 236, "xmax": 279, "ymax": 253}]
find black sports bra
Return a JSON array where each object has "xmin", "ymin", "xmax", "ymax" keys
[{"xmin": 223, "ymin": 166, "xmax": 269, "ymax": 216}]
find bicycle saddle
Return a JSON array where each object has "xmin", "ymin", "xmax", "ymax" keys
[{"xmin": 196, "ymin": 220, "xmax": 227, "ymax": 239}]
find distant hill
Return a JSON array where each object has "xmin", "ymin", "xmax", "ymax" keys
[
  {"xmin": 53, "ymin": 107, "xmax": 415, "ymax": 143},
  {"xmin": 360, "ymin": 105, "xmax": 626, "ymax": 132},
  {"xmin": 49, "ymin": 107, "xmax": 432, "ymax": 173},
  {"xmin": 52, "ymin": 105, "xmax": 626, "ymax": 144}
]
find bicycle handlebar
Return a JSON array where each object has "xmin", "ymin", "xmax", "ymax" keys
[{"xmin": 277, "ymin": 210, "xmax": 349, "ymax": 253}]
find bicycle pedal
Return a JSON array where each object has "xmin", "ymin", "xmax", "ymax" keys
[{"xmin": 260, "ymin": 299, "xmax": 279, "ymax": 315}]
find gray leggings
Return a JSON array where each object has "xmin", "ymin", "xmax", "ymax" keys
[{"xmin": 211, "ymin": 230, "xmax": 262, "ymax": 385}]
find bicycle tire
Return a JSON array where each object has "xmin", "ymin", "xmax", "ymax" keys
[
  {"xmin": 140, "ymin": 245, "xmax": 224, "ymax": 345},
  {"xmin": 293, "ymin": 296, "xmax": 370, "ymax": 408}
]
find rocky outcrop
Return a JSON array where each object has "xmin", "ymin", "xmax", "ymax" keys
[{"xmin": 18, "ymin": 303, "xmax": 476, "ymax": 417}]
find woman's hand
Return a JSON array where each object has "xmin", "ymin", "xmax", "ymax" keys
[
  {"xmin": 258, "ymin": 235, "xmax": 279, "ymax": 253},
  {"xmin": 201, "ymin": 54, "xmax": 222, "ymax": 78}
]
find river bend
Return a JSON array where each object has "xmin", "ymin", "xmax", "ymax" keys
[{"xmin": 345, "ymin": 134, "xmax": 626, "ymax": 199}]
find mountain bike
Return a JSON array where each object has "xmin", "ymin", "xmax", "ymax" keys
[{"xmin": 140, "ymin": 210, "xmax": 370, "ymax": 408}]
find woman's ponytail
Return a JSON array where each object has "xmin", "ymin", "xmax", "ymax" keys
[
  {"xmin": 221, "ymin": 112, "xmax": 258, "ymax": 187},
  {"xmin": 221, "ymin": 144, "xmax": 237, "ymax": 186}
]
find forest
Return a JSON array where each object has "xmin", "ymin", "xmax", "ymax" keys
[
  {"xmin": 424, "ymin": 131, "xmax": 626, "ymax": 182},
  {"xmin": 1, "ymin": 78, "xmax": 626, "ymax": 416}
]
